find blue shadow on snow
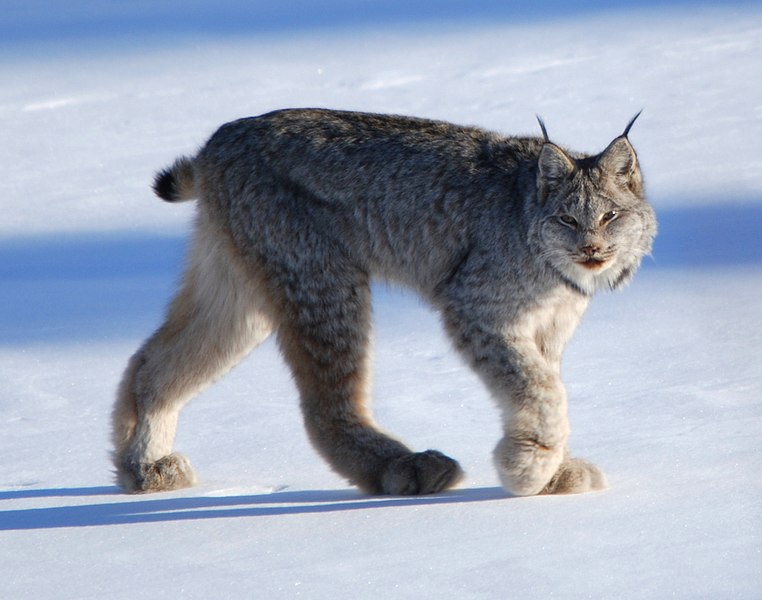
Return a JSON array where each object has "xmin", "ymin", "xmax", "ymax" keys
[
  {"xmin": 0, "ymin": 232, "xmax": 186, "ymax": 345},
  {"xmin": 648, "ymin": 200, "xmax": 762, "ymax": 269},
  {"xmin": 0, "ymin": 486, "xmax": 509, "ymax": 530},
  {"xmin": 1, "ymin": 200, "xmax": 760, "ymax": 346},
  {"xmin": 2, "ymin": 0, "xmax": 756, "ymax": 49}
]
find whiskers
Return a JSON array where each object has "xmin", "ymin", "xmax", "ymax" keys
[
  {"xmin": 537, "ymin": 247, "xmax": 566, "ymax": 263},
  {"xmin": 537, "ymin": 244, "xmax": 627, "ymax": 295}
]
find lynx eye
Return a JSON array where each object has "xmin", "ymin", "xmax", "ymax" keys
[
  {"xmin": 558, "ymin": 214, "xmax": 578, "ymax": 228},
  {"xmin": 600, "ymin": 210, "xmax": 618, "ymax": 225}
]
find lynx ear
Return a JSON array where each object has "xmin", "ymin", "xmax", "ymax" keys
[
  {"xmin": 598, "ymin": 136, "xmax": 642, "ymax": 193},
  {"xmin": 537, "ymin": 144, "xmax": 575, "ymax": 202},
  {"xmin": 538, "ymin": 143, "xmax": 576, "ymax": 185}
]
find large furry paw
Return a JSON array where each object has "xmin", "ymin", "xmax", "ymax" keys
[
  {"xmin": 493, "ymin": 436, "xmax": 566, "ymax": 497},
  {"xmin": 540, "ymin": 457, "xmax": 607, "ymax": 495},
  {"xmin": 380, "ymin": 450, "xmax": 464, "ymax": 495},
  {"xmin": 117, "ymin": 453, "xmax": 198, "ymax": 493}
]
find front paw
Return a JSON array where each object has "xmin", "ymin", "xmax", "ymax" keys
[
  {"xmin": 493, "ymin": 436, "xmax": 566, "ymax": 496},
  {"xmin": 541, "ymin": 457, "xmax": 607, "ymax": 495}
]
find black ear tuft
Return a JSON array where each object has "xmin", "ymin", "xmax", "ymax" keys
[
  {"xmin": 622, "ymin": 110, "xmax": 643, "ymax": 139},
  {"xmin": 536, "ymin": 115, "xmax": 550, "ymax": 143}
]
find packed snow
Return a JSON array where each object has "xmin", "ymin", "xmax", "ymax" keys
[{"xmin": 1, "ymin": 2, "xmax": 761, "ymax": 598}]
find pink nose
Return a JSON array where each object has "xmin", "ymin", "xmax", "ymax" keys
[{"xmin": 580, "ymin": 245, "xmax": 599, "ymax": 257}]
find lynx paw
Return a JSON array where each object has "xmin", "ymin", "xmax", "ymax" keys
[
  {"xmin": 493, "ymin": 436, "xmax": 566, "ymax": 497},
  {"xmin": 117, "ymin": 453, "xmax": 198, "ymax": 493},
  {"xmin": 541, "ymin": 457, "xmax": 607, "ymax": 495},
  {"xmin": 380, "ymin": 450, "xmax": 464, "ymax": 495}
]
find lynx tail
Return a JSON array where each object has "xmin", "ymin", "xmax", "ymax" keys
[{"xmin": 152, "ymin": 156, "xmax": 197, "ymax": 202}]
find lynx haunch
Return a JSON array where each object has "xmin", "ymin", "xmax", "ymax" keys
[{"xmin": 112, "ymin": 108, "xmax": 656, "ymax": 496}]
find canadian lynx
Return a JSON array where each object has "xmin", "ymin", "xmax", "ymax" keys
[{"xmin": 112, "ymin": 108, "xmax": 656, "ymax": 496}]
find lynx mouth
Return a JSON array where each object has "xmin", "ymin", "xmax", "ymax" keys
[{"xmin": 576, "ymin": 258, "xmax": 609, "ymax": 271}]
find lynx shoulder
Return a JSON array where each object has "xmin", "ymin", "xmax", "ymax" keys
[{"xmin": 112, "ymin": 108, "xmax": 656, "ymax": 496}]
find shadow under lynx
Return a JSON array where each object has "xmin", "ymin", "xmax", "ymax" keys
[{"xmin": 113, "ymin": 108, "xmax": 656, "ymax": 496}]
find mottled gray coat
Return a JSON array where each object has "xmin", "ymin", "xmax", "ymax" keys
[{"xmin": 112, "ymin": 108, "xmax": 656, "ymax": 496}]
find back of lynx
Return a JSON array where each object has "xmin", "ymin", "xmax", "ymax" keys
[{"xmin": 112, "ymin": 108, "xmax": 656, "ymax": 496}]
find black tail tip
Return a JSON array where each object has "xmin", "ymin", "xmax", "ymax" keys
[{"xmin": 153, "ymin": 169, "xmax": 178, "ymax": 202}]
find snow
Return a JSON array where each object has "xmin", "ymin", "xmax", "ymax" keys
[{"xmin": 1, "ymin": 2, "xmax": 761, "ymax": 598}]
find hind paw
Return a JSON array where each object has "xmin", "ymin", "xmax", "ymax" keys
[
  {"xmin": 380, "ymin": 450, "xmax": 464, "ymax": 495},
  {"xmin": 118, "ymin": 453, "xmax": 197, "ymax": 493}
]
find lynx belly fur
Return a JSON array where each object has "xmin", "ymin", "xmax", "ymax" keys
[{"xmin": 112, "ymin": 108, "xmax": 656, "ymax": 496}]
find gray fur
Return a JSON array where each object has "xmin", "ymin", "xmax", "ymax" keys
[{"xmin": 112, "ymin": 108, "xmax": 656, "ymax": 496}]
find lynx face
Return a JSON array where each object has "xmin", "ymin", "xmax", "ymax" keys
[{"xmin": 534, "ymin": 137, "xmax": 656, "ymax": 295}]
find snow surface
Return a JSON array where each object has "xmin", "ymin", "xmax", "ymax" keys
[{"xmin": 1, "ymin": 2, "xmax": 761, "ymax": 598}]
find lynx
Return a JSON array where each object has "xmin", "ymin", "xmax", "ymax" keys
[{"xmin": 112, "ymin": 108, "xmax": 656, "ymax": 496}]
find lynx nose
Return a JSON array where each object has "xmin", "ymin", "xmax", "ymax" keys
[{"xmin": 580, "ymin": 244, "xmax": 599, "ymax": 257}]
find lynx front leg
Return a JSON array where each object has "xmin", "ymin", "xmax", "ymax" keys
[
  {"xmin": 112, "ymin": 222, "xmax": 274, "ymax": 492},
  {"xmin": 274, "ymin": 264, "xmax": 462, "ymax": 495},
  {"xmin": 489, "ymin": 366, "xmax": 571, "ymax": 496},
  {"xmin": 440, "ymin": 290, "xmax": 604, "ymax": 497}
]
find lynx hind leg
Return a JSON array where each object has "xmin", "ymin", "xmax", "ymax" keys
[
  {"xmin": 274, "ymin": 262, "xmax": 462, "ymax": 495},
  {"xmin": 381, "ymin": 450, "xmax": 464, "ymax": 495},
  {"xmin": 112, "ymin": 351, "xmax": 199, "ymax": 493},
  {"xmin": 112, "ymin": 217, "xmax": 274, "ymax": 492}
]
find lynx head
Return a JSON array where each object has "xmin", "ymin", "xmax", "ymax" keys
[{"xmin": 530, "ymin": 114, "xmax": 657, "ymax": 295}]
